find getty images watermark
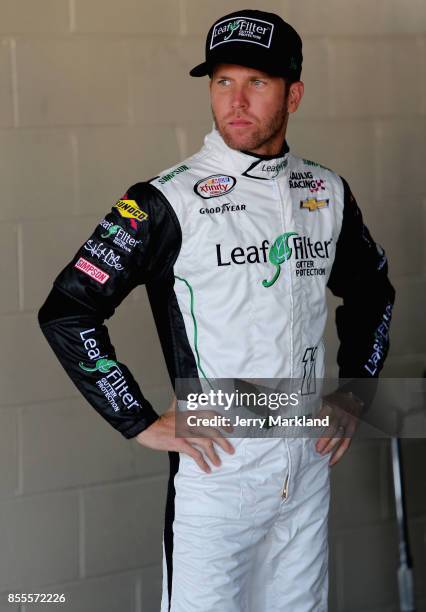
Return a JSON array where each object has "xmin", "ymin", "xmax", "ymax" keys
[
  {"xmin": 174, "ymin": 377, "xmax": 426, "ymax": 439},
  {"xmin": 184, "ymin": 388, "xmax": 329, "ymax": 431}
]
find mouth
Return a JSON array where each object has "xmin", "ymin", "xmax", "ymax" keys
[{"xmin": 228, "ymin": 118, "xmax": 253, "ymax": 127}]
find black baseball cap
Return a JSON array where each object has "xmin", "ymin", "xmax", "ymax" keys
[{"xmin": 190, "ymin": 9, "xmax": 303, "ymax": 80}]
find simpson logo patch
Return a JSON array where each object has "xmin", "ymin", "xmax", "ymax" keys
[
  {"xmin": 194, "ymin": 175, "xmax": 236, "ymax": 199},
  {"xmin": 210, "ymin": 17, "xmax": 274, "ymax": 49},
  {"xmin": 75, "ymin": 257, "xmax": 110, "ymax": 284},
  {"xmin": 113, "ymin": 199, "xmax": 148, "ymax": 223}
]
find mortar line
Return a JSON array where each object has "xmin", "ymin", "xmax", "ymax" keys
[
  {"xmin": 16, "ymin": 223, "xmax": 24, "ymax": 312},
  {"xmin": 9, "ymin": 37, "xmax": 19, "ymax": 127},
  {"xmin": 78, "ymin": 489, "xmax": 86, "ymax": 578},
  {"xmin": 16, "ymin": 406, "xmax": 24, "ymax": 496},
  {"xmin": 69, "ymin": 0, "xmax": 76, "ymax": 33}
]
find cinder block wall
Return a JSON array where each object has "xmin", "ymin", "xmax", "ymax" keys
[{"xmin": 0, "ymin": 1, "xmax": 424, "ymax": 611}]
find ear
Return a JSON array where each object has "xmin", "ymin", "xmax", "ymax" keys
[{"xmin": 287, "ymin": 81, "xmax": 304, "ymax": 114}]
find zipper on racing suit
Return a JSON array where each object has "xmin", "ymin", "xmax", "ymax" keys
[{"xmin": 281, "ymin": 439, "xmax": 292, "ymax": 501}]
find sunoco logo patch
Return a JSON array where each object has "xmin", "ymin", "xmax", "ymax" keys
[
  {"xmin": 210, "ymin": 17, "xmax": 274, "ymax": 49},
  {"xmin": 194, "ymin": 175, "xmax": 236, "ymax": 199},
  {"xmin": 113, "ymin": 199, "xmax": 148, "ymax": 223}
]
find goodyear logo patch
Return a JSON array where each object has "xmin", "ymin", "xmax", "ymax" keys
[{"xmin": 113, "ymin": 199, "xmax": 148, "ymax": 223}]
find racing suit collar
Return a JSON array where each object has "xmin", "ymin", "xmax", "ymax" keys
[{"xmin": 203, "ymin": 127, "xmax": 290, "ymax": 181}]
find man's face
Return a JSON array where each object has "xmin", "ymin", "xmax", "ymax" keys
[{"xmin": 210, "ymin": 63, "xmax": 292, "ymax": 155}]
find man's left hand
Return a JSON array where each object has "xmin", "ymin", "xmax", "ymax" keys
[{"xmin": 315, "ymin": 391, "xmax": 364, "ymax": 466}]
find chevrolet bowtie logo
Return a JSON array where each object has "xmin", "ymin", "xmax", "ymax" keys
[{"xmin": 300, "ymin": 197, "xmax": 329, "ymax": 212}]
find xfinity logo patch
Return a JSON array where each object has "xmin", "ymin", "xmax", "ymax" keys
[
  {"xmin": 210, "ymin": 17, "xmax": 274, "ymax": 49},
  {"xmin": 194, "ymin": 175, "xmax": 236, "ymax": 199}
]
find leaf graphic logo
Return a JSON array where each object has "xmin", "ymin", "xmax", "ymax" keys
[
  {"xmin": 79, "ymin": 358, "xmax": 117, "ymax": 373},
  {"xmin": 224, "ymin": 20, "xmax": 241, "ymax": 40},
  {"xmin": 262, "ymin": 232, "xmax": 298, "ymax": 288},
  {"xmin": 101, "ymin": 224, "xmax": 120, "ymax": 239}
]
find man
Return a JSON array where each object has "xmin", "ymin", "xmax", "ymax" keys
[{"xmin": 38, "ymin": 9, "xmax": 395, "ymax": 611}]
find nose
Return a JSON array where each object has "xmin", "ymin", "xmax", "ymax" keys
[{"xmin": 231, "ymin": 84, "xmax": 249, "ymax": 111}]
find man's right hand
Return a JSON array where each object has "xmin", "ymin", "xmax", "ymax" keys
[{"xmin": 135, "ymin": 397, "xmax": 235, "ymax": 473}]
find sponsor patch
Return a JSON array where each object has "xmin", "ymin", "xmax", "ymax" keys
[
  {"xmin": 75, "ymin": 257, "xmax": 110, "ymax": 284},
  {"xmin": 200, "ymin": 203, "xmax": 246, "ymax": 215},
  {"xmin": 84, "ymin": 240, "xmax": 124, "ymax": 270},
  {"xmin": 211, "ymin": 16, "xmax": 274, "ymax": 49},
  {"xmin": 113, "ymin": 199, "xmax": 148, "ymax": 223},
  {"xmin": 194, "ymin": 175, "xmax": 236, "ymax": 199},
  {"xmin": 99, "ymin": 219, "xmax": 142, "ymax": 253},
  {"xmin": 289, "ymin": 171, "xmax": 327, "ymax": 192},
  {"xmin": 158, "ymin": 164, "xmax": 189, "ymax": 185},
  {"xmin": 216, "ymin": 233, "xmax": 333, "ymax": 287},
  {"xmin": 300, "ymin": 197, "xmax": 329, "ymax": 212}
]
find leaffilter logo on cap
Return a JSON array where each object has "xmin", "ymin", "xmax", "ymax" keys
[{"xmin": 210, "ymin": 17, "xmax": 274, "ymax": 49}]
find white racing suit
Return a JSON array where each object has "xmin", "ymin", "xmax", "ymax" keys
[{"xmin": 38, "ymin": 127, "xmax": 395, "ymax": 611}]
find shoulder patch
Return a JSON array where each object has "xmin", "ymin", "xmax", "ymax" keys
[
  {"xmin": 158, "ymin": 164, "xmax": 190, "ymax": 185},
  {"xmin": 302, "ymin": 159, "xmax": 332, "ymax": 172}
]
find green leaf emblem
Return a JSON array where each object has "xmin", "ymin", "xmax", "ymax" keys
[{"xmin": 262, "ymin": 232, "xmax": 298, "ymax": 288}]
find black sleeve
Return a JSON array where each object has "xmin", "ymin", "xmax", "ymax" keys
[
  {"xmin": 327, "ymin": 177, "xmax": 396, "ymax": 404},
  {"xmin": 38, "ymin": 182, "xmax": 181, "ymax": 439}
]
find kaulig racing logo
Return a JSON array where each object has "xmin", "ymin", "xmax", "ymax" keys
[{"xmin": 216, "ymin": 232, "xmax": 333, "ymax": 287}]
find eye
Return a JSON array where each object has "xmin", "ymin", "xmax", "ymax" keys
[
  {"xmin": 252, "ymin": 79, "xmax": 266, "ymax": 87},
  {"xmin": 216, "ymin": 78, "xmax": 231, "ymax": 86}
]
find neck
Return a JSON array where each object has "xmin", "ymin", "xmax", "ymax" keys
[
  {"xmin": 243, "ymin": 113, "xmax": 289, "ymax": 157},
  {"xmin": 242, "ymin": 131, "xmax": 288, "ymax": 160}
]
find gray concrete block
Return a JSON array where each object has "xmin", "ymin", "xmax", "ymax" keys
[
  {"xmin": 83, "ymin": 478, "xmax": 167, "ymax": 576},
  {"xmin": 126, "ymin": 38, "xmax": 210, "ymax": 125},
  {"xmin": 294, "ymin": 38, "xmax": 330, "ymax": 120},
  {"xmin": 0, "ymin": 492, "xmax": 79, "ymax": 591},
  {"xmin": 183, "ymin": 0, "xmax": 287, "ymax": 35},
  {"xmin": 19, "ymin": 572, "xmax": 139, "ymax": 612},
  {"xmin": 383, "ymin": 0, "xmax": 426, "ymax": 34},
  {"xmin": 75, "ymin": 126, "xmax": 181, "ymax": 217},
  {"xmin": 328, "ymin": 537, "xmax": 339, "ymax": 612},
  {"xmin": 0, "ymin": 596, "xmax": 19, "ymax": 611},
  {"xmin": 74, "ymin": 0, "xmax": 180, "ymax": 34},
  {"xmin": 0, "ymin": 1, "xmax": 69, "ymax": 33},
  {"xmin": 21, "ymin": 398, "xmax": 137, "ymax": 493},
  {"xmin": 375, "ymin": 118, "xmax": 425, "ymax": 197},
  {"xmin": 0, "ymin": 224, "xmax": 19, "ymax": 314},
  {"xmin": 330, "ymin": 39, "xmax": 422, "ymax": 119},
  {"xmin": 365, "ymin": 196, "xmax": 423, "ymax": 279},
  {"xmin": 287, "ymin": 0, "xmax": 426, "ymax": 36},
  {"xmin": 0, "ymin": 408, "xmax": 18, "ymax": 498},
  {"xmin": 380, "ymin": 355, "xmax": 426, "ymax": 378},
  {"xmin": 329, "ymin": 441, "xmax": 392, "ymax": 528},
  {"xmin": 16, "ymin": 39, "xmax": 128, "ymax": 127},
  {"xmin": 389, "ymin": 278, "xmax": 425, "ymax": 356},
  {"xmin": 334, "ymin": 523, "xmax": 399, "ymax": 610},
  {"xmin": 139, "ymin": 564, "xmax": 162, "ymax": 612},
  {"xmin": 0, "ymin": 130, "xmax": 76, "ymax": 222},
  {"xmin": 0, "ymin": 40, "xmax": 14, "ymax": 127}
]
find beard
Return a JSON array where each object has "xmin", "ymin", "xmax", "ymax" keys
[{"xmin": 211, "ymin": 100, "xmax": 289, "ymax": 153}]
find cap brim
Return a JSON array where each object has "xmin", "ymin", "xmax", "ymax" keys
[{"xmin": 189, "ymin": 62, "xmax": 210, "ymax": 77}]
